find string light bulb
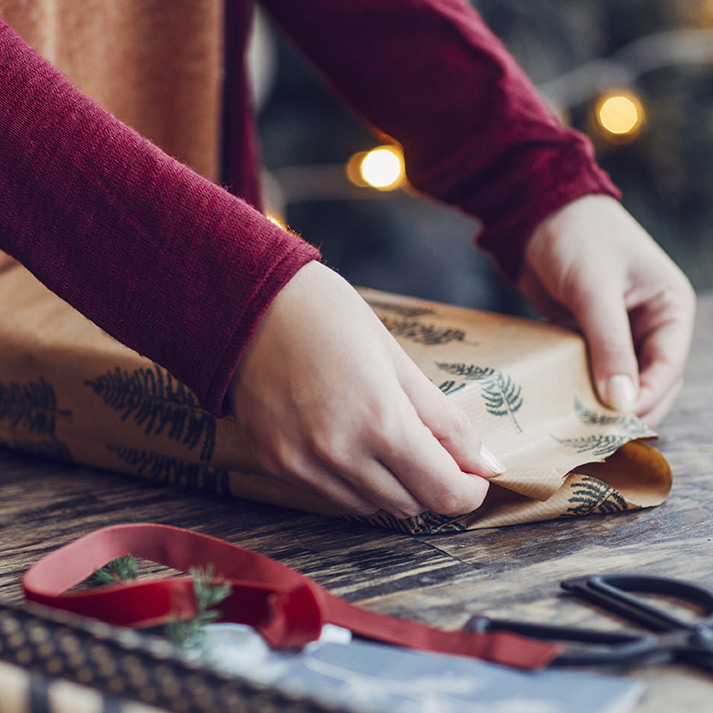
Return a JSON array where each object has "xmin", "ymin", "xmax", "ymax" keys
[
  {"xmin": 593, "ymin": 90, "xmax": 646, "ymax": 143},
  {"xmin": 347, "ymin": 145, "xmax": 406, "ymax": 191}
]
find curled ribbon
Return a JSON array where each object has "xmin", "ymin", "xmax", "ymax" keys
[{"xmin": 23, "ymin": 523, "xmax": 560, "ymax": 670}]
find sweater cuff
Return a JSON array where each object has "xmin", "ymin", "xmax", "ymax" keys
[
  {"xmin": 203, "ymin": 245, "xmax": 320, "ymax": 418},
  {"xmin": 476, "ymin": 147, "xmax": 621, "ymax": 282}
]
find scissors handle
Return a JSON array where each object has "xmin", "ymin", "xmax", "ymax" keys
[
  {"xmin": 465, "ymin": 615, "xmax": 658, "ymax": 665},
  {"xmin": 561, "ymin": 574, "xmax": 713, "ymax": 632}
]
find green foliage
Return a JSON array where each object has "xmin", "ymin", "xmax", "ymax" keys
[
  {"xmin": 89, "ymin": 558, "xmax": 232, "ymax": 650},
  {"xmin": 91, "ymin": 556, "xmax": 139, "ymax": 585},
  {"xmin": 164, "ymin": 565, "xmax": 233, "ymax": 648}
]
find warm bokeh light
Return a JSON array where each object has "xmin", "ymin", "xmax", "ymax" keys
[
  {"xmin": 347, "ymin": 145, "xmax": 405, "ymax": 190},
  {"xmin": 266, "ymin": 213, "xmax": 287, "ymax": 229},
  {"xmin": 594, "ymin": 91, "xmax": 645, "ymax": 142}
]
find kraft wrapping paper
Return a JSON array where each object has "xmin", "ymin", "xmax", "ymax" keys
[{"xmin": 0, "ymin": 264, "xmax": 672, "ymax": 534}]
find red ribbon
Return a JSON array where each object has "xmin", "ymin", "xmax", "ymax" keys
[{"xmin": 22, "ymin": 523, "xmax": 560, "ymax": 670}]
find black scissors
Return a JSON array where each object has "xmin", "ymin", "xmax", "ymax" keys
[{"xmin": 465, "ymin": 574, "xmax": 713, "ymax": 671}]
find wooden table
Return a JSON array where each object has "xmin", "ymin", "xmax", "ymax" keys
[{"xmin": 1, "ymin": 293, "xmax": 712, "ymax": 712}]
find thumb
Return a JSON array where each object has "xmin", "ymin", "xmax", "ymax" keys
[{"xmin": 569, "ymin": 283, "xmax": 639, "ymax": 413}]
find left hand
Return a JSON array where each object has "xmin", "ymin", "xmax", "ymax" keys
[
  {"xmin": 518, "ymin": 194, "xmax": 696, "ymax": 426},
  {"xmin": 0, "ymin": 250, "xmax": 15, "ymax": 272}
]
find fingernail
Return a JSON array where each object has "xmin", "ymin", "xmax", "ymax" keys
[
  {"xmin": 480, "ymin": 444, "xmax": 506, "ymax": 475},
  {"xmin": 601, "ymin": 374, "xmax": 637, "ymax": 412}
]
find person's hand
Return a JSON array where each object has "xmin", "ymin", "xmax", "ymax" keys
[
  {"xmin": 0, "ymin": 250, "xmax": 15, "ymax": 272},
  {"xmin": 229, "ymin": 261, "xmax": 503, "ymax": 518},
  {"xmin": 518, "ymin": 194, "xmax": 696, "ymax": 426}
]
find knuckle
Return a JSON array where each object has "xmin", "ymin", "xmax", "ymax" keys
[
  {"xmin": 264, "ymin": 438, "xmax": 310, "ymax": 480},
  {"xmin": 447, "ymin": 406, "xmax": 474, "ymax": 439},
  {"xmin": 402, "ymin": 502, "xmax": 428, "ymax": 519},
  {"xmin": 309, "ymin": 429, "xmax": 348, "ymax": 471},
  {"xmin": 426, "ymin": 486, "xmax": 466, "ymax": 516},
  {"xmin": 387, "ymin": 498, "xmax": 426, "ymax": 520}
]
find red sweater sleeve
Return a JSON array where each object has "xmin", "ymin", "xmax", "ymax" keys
[
  {"xmin": 0, "ymin": 19, "xmax": 320, "ymax": 416},
  {"xmin": 261, "ymin": 0, "xmax": 620, "ymax": 280}
]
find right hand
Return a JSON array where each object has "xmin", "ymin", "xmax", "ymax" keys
[{"xmin": 229, "ymin": 261, "xmax": 502, "ymax": 519}]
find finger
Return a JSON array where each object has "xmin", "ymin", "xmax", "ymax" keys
[
  {"xmin": 567, "ymin": 279, "xmax": 640, "ymax": 412},
  {"xmin": 260, "ymin": 410, "xmax": 432, "ymax": 519},
  {"xmin": 266, "ymin": 451, "xmax": 383, "ymax": 517},
  {"xmin": 302, "ymin": 398, "xmax": 481, "ymax": 518},
  {"xmin": 327, "ymin": 457, "xmax": 429, "ymax": 519},
  {"xmin": 517, "ymin": 264, "xmax": 577, "ymax": 328},
  {"xmin": 632, "ymin": 291, "xmax": 695, "ymax": 420},
  {"xmin": 390, "ymin": 345, "xmax": 505, "ymax": 478},
  {"xmin": 361, "ymin": 392, "xmax": 490, "ymax": 515},
  {"xmin": 636, "ymin": 334, "xmax": 690, "ymax": 424},
  {"xmin": 379, "ymin": 421, "xmax": 491, "ymax": 516},
  {"xmin": 244, "ymin": 427, "xmax": 385, "ymax": 516},
  {"xmin": 637, "ymin": 378, "xmax": 682, "ymax": 428}
]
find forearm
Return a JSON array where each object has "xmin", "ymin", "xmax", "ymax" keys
[
  {"xmin": 0, "ymin": 18, "xmax": 319, "ymax": 415},
  {"xmin": 262, "ymin": 0, "xmax": 619, "ymax": 278}
]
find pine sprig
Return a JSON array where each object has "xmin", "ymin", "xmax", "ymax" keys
[
  {"xmin": 164, "ymin": 565, "xmax": 232, "ymax": 648},
  {"xmin": 90, "ymin": 556, "xmax": 139, "ymax": 586},
  {"xmin": 88, "ymin": 558, "xmax": 232, "ymax": 649}
]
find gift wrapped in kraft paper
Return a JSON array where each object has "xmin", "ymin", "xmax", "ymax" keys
[{"xmin": 0, "ymin": 264, "xmax": 671, "ymax": 534}]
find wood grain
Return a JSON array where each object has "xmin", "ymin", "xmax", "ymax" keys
[{"xmin": 1, "ymin": 293, "xmax": 712, "ymax": 712}]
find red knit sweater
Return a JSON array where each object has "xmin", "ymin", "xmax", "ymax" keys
[{"xmin": 0, "ymin": 1, "xmax": 619, "ymax": 416}]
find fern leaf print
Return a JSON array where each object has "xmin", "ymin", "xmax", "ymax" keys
[
  {"xmin": 574, "ymin": 397, "xmax": 651, "ymax": 436},
  {"xmin": 566, "ymin": 476, "xmax": 628, "ymax": 516},
  {"xmin": 435, "ymin": 363, "xmax": 523, "ymax": 433},
  {"xmin": 0, "ymin": 437, "xmax": 73, "ymax": 463},
  {"xmin": 107, "ymin": 445, "xmax": 230, "ymax": 494},
  {"xmin": 379, "ymin": 317, "xmax": 466, "ymax": 346},
  {"xmin": 435, "ymin": 363, "xmax": 495, "ymax": 381},
  {"xmin": 344, "ymin": 510, "xmax": 467, "ymax": 535},
  {"xmin": 480, "ymin": 372, "xmax": 523, "ymax": 433},
  {"xmin": 365, "ymin": 300, "xmax": 436, "ymax": 318},
  {"xmin": 553, "ymin": 434, "xmax": 628, "ymax": 459},
  {"xmin": 85, "ymin": 366, "xmax": 216, "ymax": 461},
  {"xmin": 0, "ymin": 378, "xmax": 72, "ymax": 435},
  {"xmin": 437, "ymin": 380, "xmax": 466, "ymax": 395}
]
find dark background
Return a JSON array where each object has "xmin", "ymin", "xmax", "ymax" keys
[{"xmin": 255, "ymin": 0, "xmax": 713, "ymax": 313}]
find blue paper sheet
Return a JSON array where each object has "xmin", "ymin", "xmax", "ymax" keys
[{"xmin": 201, "ymin": 624, "xmax": 644, "ymax": 713}]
